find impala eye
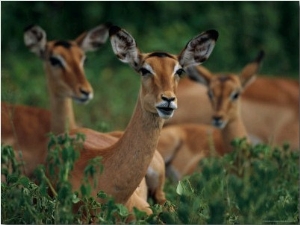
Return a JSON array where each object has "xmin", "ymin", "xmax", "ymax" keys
[
  {"xmin": 231, "ymin": 92, "xmax": 240, "ymax": 100},
  {"xmin": 175, "ymin": 68, "xmax": 185, "ymax": 77},
  {"xmin": 139, "ymin": 68, "xmax": 151, "ymax": 76},
  {"xmin": 208, "ymin": 90, "xmax": 214, "ymax": 99},
  {"xmin": 49, "ymin": 56, "xmax": 63, "ymax": 68}
]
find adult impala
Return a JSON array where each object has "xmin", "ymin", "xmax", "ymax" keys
[
  {"xmin": 65, "ymin": 25, "xmax": 218, "ymax": 215},
  {"xmin": 1, "ymin": 23, "xmax": 110, "ymax": 177},
  {"xmin": 165, "ymin": 54, "xmax": 299, "ymax": 149},
  {"xmin": 158, "ymin": 51, "xmax": 265, "ymax": 181}
]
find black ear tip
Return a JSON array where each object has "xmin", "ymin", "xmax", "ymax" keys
[
  {"xmin": 104, "ymin": 22, "xmax": 113, "ymax": 28},
  {"xmin": 206, "ymin": 29, "xmax": 219, "ymax": 41},
  {"xmin": 255, "ymin": 50, "xmax": 265, "ymax": 62},
  {"xmin": 109, "ymin": 25, "xmax": 121, "ymax": 37},
  {"xmin": 24, "ymin": 24, "xmax": 35, "ymax": 32}
]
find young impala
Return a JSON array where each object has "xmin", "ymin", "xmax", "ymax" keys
[
  {"xmin": 1, "ymin": 23, "xmax": 110, "ymax": 177},
  {"xmin": 157, "ymin": 51, "xmax": 265, "ymax": 181},
  {"xmin": 64, "ymin": 25, "xmax": 218, "ymax": 215},
  {"xmin": 165, "ymin": 53, "xmax": 299, "ymax": 150}
]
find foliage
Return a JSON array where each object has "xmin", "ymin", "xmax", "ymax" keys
[
  {"xmin": 2, "ymin": 136, "xmax": 299, "ymax": 224},
  {"xmin": 1, "ymin": 134, "xmax": 156, "ymax": 224},
  {"xmin": 169, "ymin": 139, "xmax": 299, "ymax": 224}
]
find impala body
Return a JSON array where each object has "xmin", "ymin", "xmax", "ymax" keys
[
  {"xmin": 65, "ymin": 25, "xmax": 218, "ymax": 215},
  {"xmin": 1, "ymin": 23, "xmax": 110, "ymax": 177}
]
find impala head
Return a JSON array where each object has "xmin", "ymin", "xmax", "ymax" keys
[
  {"xmin": 187, "ymin": 50, "xmax": 265, "ymax": 129},
  {"xmin": 24, "ymin": 23, "xmax": 111, "ymax": 103},
  {"xmin": 109, "ymin": 25, "xmax": 218, "ymax": 119}
]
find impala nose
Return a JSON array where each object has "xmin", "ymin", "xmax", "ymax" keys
[
  {"xmin": 212, "ymin": 116, "xmax": 224, "ymax": 128},
  {"xmin": 74, "ymin": 88, "xmax": 93, "ymax": 103},
  {"xmin": 161, "ymin": 95, "xmax": 175, "ymax": 102},
  {"xmin": 80, "ymin": 88, "xmax": 91, "ymax": 98},
  {"xmin": 156, "ymin": 94, "xmax": 177, "ymax": 119}
]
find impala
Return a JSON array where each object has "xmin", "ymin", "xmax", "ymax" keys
[
  {"xmin": 158, "ymin": 51, "xmax": 265, "ymax": 181},
  {"xmin": 165, "ymin": 53, "xmax": 299, "ymax": 149},
  {"xmin": 65, "ymin": 25, "xmax": 218, "ymax": 215},
  {"xmin": 108, "ymin": 130, "xmax": 166, "ymax": 205},
  {"xmin": 1, "ymin": 23, "xmax": 110, "ymax": 177}
]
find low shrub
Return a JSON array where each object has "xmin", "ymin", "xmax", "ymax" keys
[{"xmin": 1, "ymin": 136, "xmax": 299, "ymax": 224}]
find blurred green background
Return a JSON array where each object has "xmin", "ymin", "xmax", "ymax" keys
[{"xmin": 1, "ymin": 1, "xmax": 299, "ymax": 131}]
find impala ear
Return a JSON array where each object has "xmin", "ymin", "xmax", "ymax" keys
[
  {"xmin": 178, "ymin": 29, "xmax": 218, "ymax": 68},
  {"xmin": 75, "ymin": 22, "xmax": 111, "ymax": 52},
  {"xmin": 109, "ymin": 26, "xmax": 140, "ymax": 70},
  {"xmin": 186, "ymin": 65, "xmax": 213, "ymax": 87},
  {"xmin": 24, "ymin": 25, "xmax": 47, "ymax": 58},
  {"xmin": 240, "ymin": 50, "xmax": 265, "ymax": 88}
]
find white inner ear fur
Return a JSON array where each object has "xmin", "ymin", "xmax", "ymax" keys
[
  {"xmin": 80, "ymin": 25, "xmax": 109, "ymax": 52},
  {"xmin": 80, "ymin": 55, "xmax": 86, "ymax": 68},
  {"xmin": 173, "ymin": 63, "xmax": 181, "ymax": 76},
  {"xmin": 143, "ymin": 63, "xmax": 155, "ymax": 75}
]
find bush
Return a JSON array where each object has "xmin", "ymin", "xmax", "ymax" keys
[
  {"xmin": 1, "ymin": 136, "xmax": 299, "ymax": 224},
  {"xmin": 171, "ymin": 139, "xmax": 299, "ymax": 224},
  {"xmin": 1, "ymin": 133, "xmax": 158, "ymax": 224}
]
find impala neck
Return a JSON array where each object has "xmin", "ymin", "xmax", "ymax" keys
[
  {"xmin": 45, "ymin": 65, "xmax": 77, "ymax": 135},
  {"xmin": 106, "ymin": 91, "xmax": 164, "ymax": 203},
  {"xmin": 49, "ymin": 94, "xmax": 76, "ymax": 135},
  {"xmin": 221, "ymin": 111, "xmax": 249, "ymax": 154}
]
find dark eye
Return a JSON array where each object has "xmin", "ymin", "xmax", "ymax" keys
[
  {"xmin": 139, "ymin": 68, "xmax": 151, "ymax": 76},
  {"xmin": 175, "ymin": 68, "xmax": 185, "ymax": 77},
  {"xmin": 207, "ymin": 90, "xmax": 213, "ymax": 99},
  {"xmin": 49, "ymin": 56, "xmax": 63, "ymax": 68},
  {"xmin": 231, "ymin": 92, "xmax": 240, "ymax": 100}
]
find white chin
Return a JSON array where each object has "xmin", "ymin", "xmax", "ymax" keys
[{"xmin": 213, "ymin": 121, "xmax": 227, "ymax": 129}]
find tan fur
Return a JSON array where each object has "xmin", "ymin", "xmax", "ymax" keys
[
  {"xmin": 157, "ymin": 123, "xmax": 223, "ymax": 181},
  {"xmin": 166, "ymin": 62, "xmax": 299, "ymax": 150},
  {"xmin": 158, "ymin": 53, "xmax": 275, "ymax": 181},
  {"xmin": 108, "ymin": 130, "xmax": 166, "ymax": 205},
  {"xmin": 1, "ymin": 24, "xmax": 109, "ymax": 178},
  {"xmin": 63, "ymin": 26, "xmax": 218, "ymax": 216}
]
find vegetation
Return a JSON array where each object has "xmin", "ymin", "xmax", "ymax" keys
[
  {"xmin": 1, "ymin": 2, "xmax": 299, "ymax": 224},
  {"xmin": 2, "ymin": 135, "xmax": 299, "ymax": 224}
]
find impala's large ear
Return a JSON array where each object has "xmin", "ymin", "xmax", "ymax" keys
[
  {"xmin": 75, "ymin": 22, "xmax": 111, "ymax": 52},
  {"xmin": 240, "ymin": 50, "xmax": 265, "ymax": 89},
  {"xmin": 109, "ymin": 26, "xmax": 140, "ymax": 70},
  {"xmin": 178, "ymin": 29, "xmax": 218, "ymax": 68},
  {"xmin": 24, "ymin": 25, "xmax": 47, "ymax": 58},
  {"xmin": 186, "ymin": 65, "xmax": 213, "ymax": 87}
]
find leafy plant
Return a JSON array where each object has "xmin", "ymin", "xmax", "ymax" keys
[
  {"xmin": 1, "ymin": 136, "xmax": 299, "ymax": 224},
  {"xmin": 170, "ymin": 139, "xmax": 299, "ymax": 224},
  {"xmin": 1, "ymin": 133, "xmax": 158, "ymax": 224}
]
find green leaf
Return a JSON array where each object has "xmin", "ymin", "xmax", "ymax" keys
[
  {"xmin": 176, "ymin": 181, "xmax": 184, "ymax": 195},
  {"xmin": 18, "ymin": 176, "xmax": 30, "ymax": 188},
  {"xmin": 116, "ymin": 204, "xmax": 129, "ymax": 217},
  {"xmin": 72, "ymin": 193, "xmax": 80, "ymax": 204},
  {"xmin": 97, "ymin": 190, "xmax": 107, "ymax": 199}
]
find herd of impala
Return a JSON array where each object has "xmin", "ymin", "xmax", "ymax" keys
[{"xmin": 1, "ymin": 23, "xmax": 299, "ymax": 220}]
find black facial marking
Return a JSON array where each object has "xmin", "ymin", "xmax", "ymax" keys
[
  {"xmin": 109, "ymin": 25, "xmax": 121, "ymax": 37},
  {"xmin": 147, "ymin": 52, "xmax": 175, "ymax": 59},
  {"xmin": 54, "ymin": 40, "xmax": 72, "ymax": 49},
  {"xmin": 218, "ymin": 76, "xmax": 232, "ymax": 82},
  {"xmin": 24, "ymin": 24, "xmax": 35, "ymax": 32}
]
